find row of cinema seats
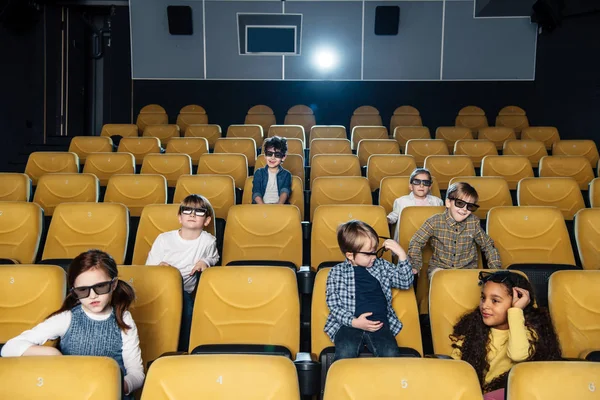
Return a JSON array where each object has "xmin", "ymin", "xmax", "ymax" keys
[
  {"xmin": 1, "ymin": 265, "xmax": 598, "ymax": 398},
  {"xmin": 133, "ymin": 103, "xmax": 534, "ymax": 140},
  {"xmin": 11, "ymin": 139, "xmax": 600, "ymax": 197},
  {"xmin": 1, "ymin": 200, "xmax": 599, "ymax": 314},
  {"xmin": 1, "ymin": 355, "xmax": 598, "ymax": 399}
]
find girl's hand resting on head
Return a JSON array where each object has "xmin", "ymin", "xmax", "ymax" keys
[
  {"xmin": 383, "ymin": 239, "xmax": 407, "ymax": 261},
  {"xmin": 512, "ymin": 287, "xmax": 531, "ymax": 309},
  {"xmin": 352, "ymin": 312, "xmax": 383, "ymax": 332}
]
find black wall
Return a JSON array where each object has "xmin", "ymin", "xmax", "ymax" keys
[{"xmin": 133, "ymin": 13, "xmax": 600, "ymax": 144}]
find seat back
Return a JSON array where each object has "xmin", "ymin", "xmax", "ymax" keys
[
  {"xmin": 0, "ymin": 265, "xmax": 65, "ymax": 343},
  {"xmin": 574, "ymin": 209, "xmax": 600, "ymax": 270},
  {"xmin": 117, "ymin": 137, "xmax": 161, "ymax": 164},
  {"xmin": 398, "ymin": 206, "xmax": 447, "ymax": 313},
  {"xmin": 176, "ymin": 105, "xmax": 208, "ymax": 134},
  {"xmin": 68, "ymin": 136, "xmax": 113, "ymax": 162},
  {"xmin": 478, "ymin": 127, "xmax": 516, "ymax": 150},
  {"xmin": 104, "ymin": 174, "xmax": 167, "ymax": 217},
  {"xmin": 309, "ymin": 139, "xmax": 352, "ymax": 163},
  {"xmin": 449, "ymin": 177, "xmax": 512, "ymax": 220},
  {"xmin": 455, "ymin": 106, "xmax": 489, "ymax": 137},
  {"xmin": 0, "ymin": 202, "xmax": 43, "ymax": 263},
  {"xmin": 311, "ymin": 205, "xmax": 391, "ymax": 271},
  {"xmin": 227, "ymin": 124, "xmax": 265, "ymax": 150},
  {"xmin": 502, "ymin": 139, "xmax": 548, "ymax": 168},
  {"xmin": 214, "ymin": 138, "xmax": 257, "ymax": 168},
  {"xmin": 310, "ymin": 177, "xmax": 372, "ymax": 221},
  {"xmin": 311, "ymin": 268, "xmax": 423, "ymax": 358},
  {"xmin": 143, "ymin": 124, "xmax": 180, "ymax": 145},
  {"xmin": 310, "ymin": 154, "xmax": 361, "ymax": 184},
  {"xmin": 393, "ymin": 126, "xmax": 431, "ymax": 150},
  {"xmin": 390, "ymin": 105, "xmax": 423, "ymax": 133},
  {"xmin": 590, "ymin": 178, "xmax": 600, "ymax": 208},
  {"xmin": 173, "ymin": 175, "xmax": 235, "ymax": 221},
  {"xmin": 100, "ymin": 123, "xmax": 139, "ymax": 138},
  {"xmin": 487, "ymin": 206, "xmax": 575, "ymax": 267},
  {"xmin": 222, "ymin": 205, "xmax": 302, "ymax": 268},
  {"xmin": 379, "ymin": 176, "xmax": 442, "ymax": 215},
  {"xmin": 552, "ymin": 140, "xmax": 599, "ymax": 166},
  {"xmin": 350, "ymin": 106, "xmax": 382, "ymax": 131},
  {"xmin": 185, "ymin": 124, "xmax": 222, "ymax": 149},
  {"xmin": 284, "ymin": 138, "xmax": 304, "ymax": 157},
  {"xmin": 309, "ymin": 125, "xmax": 346, "ymax": 144},
  {"xmin": 241, "ymin": 176, "xmax": 304, "ymax": 218},
  {"xmin": 453, "ymin": 140, "xmax": 498, "ymax": 168},
  {"xmin": 82, "ymin": 152, "xmax": 136, "ymax": 186},
  {"xmin": 136, "ymin": 105, "xmax": 168, "ymax": 133},
  {"xmin": 245, "ymin": 105, "xmax": 276, "ymax": 134},
  {"xmin": 495, "ymin": 106, "xmax": 529, "ymax": 136},
  {"xmin": 165, "ymin": 137, "xmax": 209, "ymax": 166},
  {"xmin": 507, "ymin": 361, "xmax": 600, "ymax": 400},
  {"xmin": 356, "ymin": 139, "xmax": 400, "ymax": 167},
  {"xmin": 405, "ymin": 139, "xmax": 449, "ymax": 167},
  {"xmin": 118, "ymin": 265, "xmax": 182, "ymax": 367},
  {"xmin": 430, "ymin": 269, "xmax": 511, "ymax": 355},
  {"xmin": 0, "ymin": 173, "xmax": 32, "ymax": 201},
  {"xmin": 284, "ymin": 104, "xmax": 316, "ymax": 135},
  {"xmin": 548, "ymin": 270, "xmax": 600, "ymax": 358},
  {"xmin": 43, "ymin": 203, "xmax": 129, "ymax": 263},
  {"xmin": 518, "ymin": 177, "xmax": 584, "ymax": 220},
  {"xmin": 0, "ymin": 356, "xmax": 121, "ymax": 400},
  {"xmin": 25, "ymin": 152, "xmax": 80, "ymax": 185},
  {"xmin": 435, "ymin": 127, "xmax": 473, "ymax": 153},
  {"xmin": 350, "ymin": 126, "xmax": 388, "ymax": 150},
  {"xmin": 197, "ymin": 153, "xmax": 248, "ymax": 190},
  {"xmin": 480, "ymin": 155, "xmax": 534, "ymax": 190},
  {"xmin": 521, "ymin": 126, "xmax": 560, "ymax": 150},
  {"xmin": 539, "ymin": 155, "xmax": 595, "ymax": 190},
  {"xmin": 140, "ymin": 153, "xmax": 192, "ymax": 187},
  {"xmin": 323, "ymin": 358, "xmax": 482, "ymax": 399},
  {"xmin": 255, "ymin": 153, "xmax": 305, "ymax": 182},
  {"xmin": 141, "ymin": 354, "xmax": 300, "ymax": 400},
  {"xmin": 189, "ymin": 267, "xmax": 300, "ymax": 356},
  {"xmin": 366, "ymin": 154, "xmax": 417, "ymax": 192},
  {"xmin": 424, "ymin": 155, "xmax": 475, "ymax": 190},
  {"xmin": 33, "ymin": 173, "xmax": 99, "ymax": 216},
  {"xmin": 268, "ymin": 125, "xmax": 305, "ymax": 147}
]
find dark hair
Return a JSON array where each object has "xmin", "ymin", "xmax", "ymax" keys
[
  {"xmin": 337, "ymin": 220, "xmax": 378, "ymax": 254},
  {"xmin": 178, "ymin": 194, "xmax": 214, "ymax": 220},
  {"xmin": 263, "ymin": 136, "xmax": 288, "ymax": 154},
  {"xmin": 450, "ymin": 271, "xmax": 562, "ymax": 392},
  {"xmin": 409, "ymin": 167, "xmax": 432, "ymax": 182},
  {"xmin": 49, "ymin": 250, "xmax": 136, "ymax": 332},
  {"xmin": 446, "ymin": 181, "xmax": 479, "ymax": 203}
]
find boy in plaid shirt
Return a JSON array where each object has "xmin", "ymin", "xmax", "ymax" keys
[
  {"xmin": 408, "ymin": 181, "xmax": 501, "ymax": 279},
  {"xmin": 325, "ymin": 220, "xmax": 414, "ymax": 361}
]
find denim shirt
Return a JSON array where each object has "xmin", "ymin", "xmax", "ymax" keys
[{"xmin": 252, "ymin": 165, "xmax": 292, "ymax": 203}]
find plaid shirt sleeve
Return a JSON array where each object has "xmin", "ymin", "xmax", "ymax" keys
[
  {"xmin": 473, "ymin": 223, "xmax": 502, "ymax": 269},
  {"xmin": 408, "ymin": 217, "xmax": 435, "ymax": 272},
  {"xmin": 386, "ymin": 258, "xmax": 415, "ymax": 289},
  {"xmin": 325, "ymin": 266, "xmax": 355, "ymax": 327}
]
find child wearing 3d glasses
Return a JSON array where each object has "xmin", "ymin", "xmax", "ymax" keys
[
  {"xmin": 386, "ymin": 167, "xmax": 444, "ymax": 242},
  {"xmin": 252, "ymin": 136, "xmax": 292, "ymax": 204},
  {"xmin": 146, "ymin": 194, "xmax": 219, "ymax": 351}
]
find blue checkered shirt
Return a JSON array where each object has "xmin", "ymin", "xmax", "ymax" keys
[{"xmin": 324, "ymin": 258, "xmax": 414, "ymax": 342}]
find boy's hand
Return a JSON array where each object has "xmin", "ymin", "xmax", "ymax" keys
[
  {"xmin": 190, "ymin": 260, "xmax": 209, "ymax": 275},
  {"xmin": 512, "ymin": 287, "xmax": 531, "ymax": 309},
  {"xmin": 351, "ymin": 312, "xmax": 383, "ymax": 332},
  {"xmin": 412, "ymin": 268, "xmax": 418, "ymax": 275},
  {"xmin": 383, "ymin": 239, "xmax": 407, "ymax": 261},
  {"xmin": 158, "ymin": 261, "xmax": 173, "ymax": 267}
]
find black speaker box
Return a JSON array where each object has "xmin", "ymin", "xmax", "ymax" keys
[
  {"xmin": 375, "ymin": 6, "xmax": 400, "ymax": 36},
  {"xmin": 167, "ymin": 5, "xmax": 193, "ymax": 35}
]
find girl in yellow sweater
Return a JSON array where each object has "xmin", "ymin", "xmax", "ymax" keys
[{"xmin": 450, "ymin": 271, "xmax": 562, "ymax": 399}]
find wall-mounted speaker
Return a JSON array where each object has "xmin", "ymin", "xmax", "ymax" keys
[
  {"xmin": 167, "ymin": 5, "xmax": 193, "ymax": 35},
  {"xmin": 375, "ymin": 6, "xmax": 400, "ymax": 36}
]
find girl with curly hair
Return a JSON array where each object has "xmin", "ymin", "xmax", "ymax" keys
[{"xmin": 450, "ymin": 270, "xmax": 562, "ymax": 399}]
